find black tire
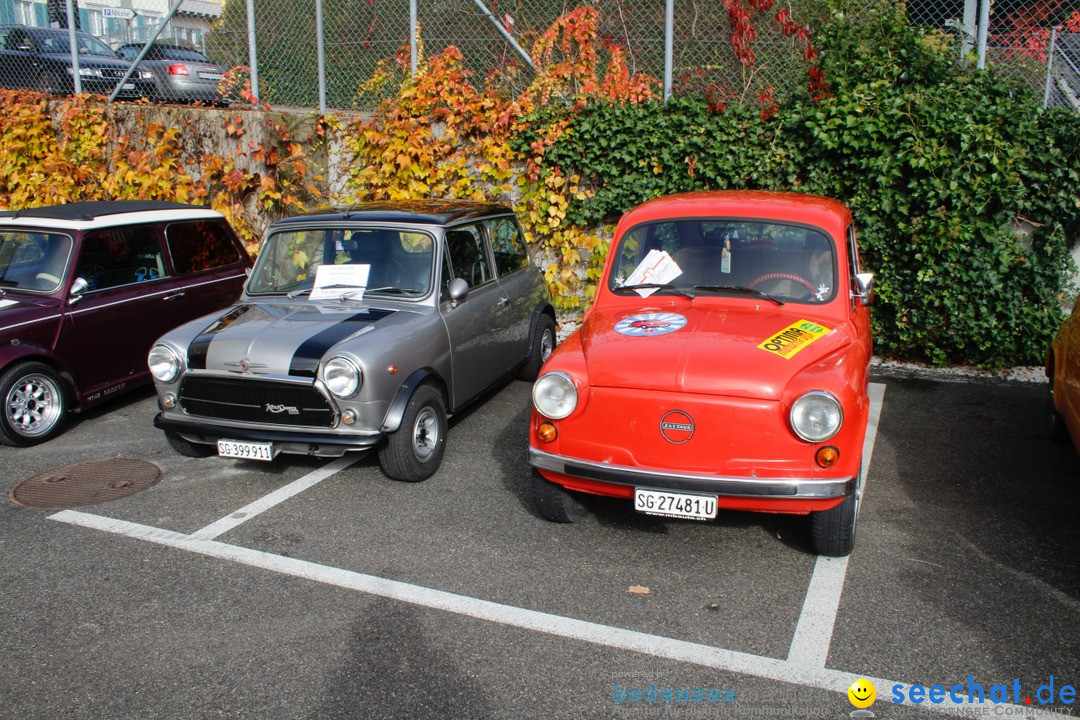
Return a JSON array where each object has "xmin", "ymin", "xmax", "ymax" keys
[
  {"xmin": 811, "ymin": 464, "xmax": 862, "ymax": 557},
  {"xmin": 378, "ymin": 384, "xmax": 447, "ymax": 482},
  {"xmin": 531, "ymin": 468, "xmax": 585, "ymax": 522},
  {"xmin": 37, "ymin": 70, "xmax": 63, "ymax": 95},
  {"xmin": 0, "ymin": 362, "xmax": 68, "ymax": 447},
  {"xmin": 520, "ymin": 314, "xmax": 557, "ymax": 381},
  {"xmin": 1048, "ymin": 368, "xmax": 1070, "ymax": 444},
  {"xmin": 165, "ymin": 430, "xmax": 216, "ymax": 458}
]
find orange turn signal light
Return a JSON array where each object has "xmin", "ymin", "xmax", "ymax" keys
[
  {"xmin": 815, "ymin": 446, "xmax": 840, "ymax": 468},
  {"xmin": 538, "ymin": 422, "xmax": 558, "ymax": 443}
]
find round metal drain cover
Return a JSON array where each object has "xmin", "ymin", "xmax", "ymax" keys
[{"xmin": 10, "ymin": 458, "xmax": 162, "ymax": 509}]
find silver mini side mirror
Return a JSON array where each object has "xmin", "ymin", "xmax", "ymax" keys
[{"xmin": 447, "ymin": 278, "xmax": 469, "ymax": 307}]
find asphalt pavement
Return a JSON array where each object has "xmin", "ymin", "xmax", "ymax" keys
[{"xmin": 0, "ymin": 368, "xmax": 1076, "ymax": 719}]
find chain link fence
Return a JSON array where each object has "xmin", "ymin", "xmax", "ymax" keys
[{"xmin": 0, "ymin": 0, "xmax": 1077, "ymax": 110}]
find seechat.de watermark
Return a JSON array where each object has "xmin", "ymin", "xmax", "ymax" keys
[{"xmin": 612, "ymin": 683, "xmax": 736, "ymax": 704}]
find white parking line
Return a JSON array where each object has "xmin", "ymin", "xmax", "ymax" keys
[
  {"xmin": 46, "ymin": 382, "xmax": 1074, "ymax": 718},
  {"xmin": 787, "ymin": 382, "xmax": 886, "ymax": 669},
  {"xmin": 187, "ymin": 455, "xmax": 359, "ymax": 541}
]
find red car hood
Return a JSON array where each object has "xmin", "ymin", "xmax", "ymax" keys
[{"xmin": 581, "ymin": 303, "xmax": 851, "ymax": 400}]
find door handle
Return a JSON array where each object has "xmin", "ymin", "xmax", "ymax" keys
[{"xmin": 163, "ymin": 291, "xmax": 185, "ymax": 301}]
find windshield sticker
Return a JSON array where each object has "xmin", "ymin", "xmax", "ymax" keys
[
  {"xmin": 0, "ymin": 299, "xmax": 18, "ymax": 310},
  {"xmin": 624, "ymin": 250, "xmax": 683, "ymax": 297},
  {"xmin": 310, "ymin": 263, "xmax": 370, "ymax": 300},
  {"xmin": 758, "ymin": 320, "xmax": 830, "ymax": 359},
  {"xmin": 614, "ymin": 312, "xmax": 688, "ymax": 337}
]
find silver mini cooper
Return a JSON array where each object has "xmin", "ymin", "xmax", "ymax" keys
[{"xmin": 149, "ymin": 201, "xmax": 556, "ymax": 482}]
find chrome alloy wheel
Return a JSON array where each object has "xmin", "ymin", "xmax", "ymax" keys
[{"xmin": 6, "ymin": 372, "xmax": 64, "ymax": 439}]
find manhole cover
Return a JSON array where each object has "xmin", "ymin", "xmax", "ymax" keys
[{"xmin": 10, "ymin": 458, "xmax": 162, "ymax": 509}]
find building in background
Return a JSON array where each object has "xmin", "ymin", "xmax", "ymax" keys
[{"xmin": 0, "ymin": 0, "xmax": 221, "ymax": 51}]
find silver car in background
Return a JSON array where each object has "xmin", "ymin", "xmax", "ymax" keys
[
  {"xmin": 149, "ymin": 201, "xmax": 556, "ymax": 482},
  {"xmin": 116, "ymin": 42, "xmax": 227, "ymax": 104}
]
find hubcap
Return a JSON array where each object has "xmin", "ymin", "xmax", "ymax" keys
[
  {"xmin": 412, "ymin": 406, "xmax": 440, "ymax": 462},
  {"xmin": 6, "ymin": 373, "xmax": 63, "ymax": 438},
  {"xmin": 540, "ymin": 329, "xmax": 554, "ymax": 363}
]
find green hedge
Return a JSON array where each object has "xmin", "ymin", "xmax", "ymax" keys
[{"xmin": 514, "ymin": 5, "xmax": 1080, "ymax": 368}]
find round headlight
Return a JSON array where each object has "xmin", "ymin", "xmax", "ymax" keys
[
  {"xmin": 148, "ymin": 344, "xmax": 181, "ymax": 383},
  {"xmin": 533, "ymin": 371, "xmax": 578, "ymax": 420},
  {"xmin": 790, "ymin": 390, "xmax": 843, "ymax": 442},
  {"xmin": 323, "ymin": 356, "xmax": 362, "ymax": 398}
]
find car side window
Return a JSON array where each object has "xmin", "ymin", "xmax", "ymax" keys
[
  {"xmin": 75, "ymin": 225, "xmax": 167, "ymax": 292},
  {"xmin": 166, "ymin": 220, "xmax": 243, "ymax": 274},
  {"xmin": 488, "ymin": 217, "xmax": 529, "ymax": 277},
  {"xmin": 444, "ymin": 224, "xmax": 493, "ymax": 288}
]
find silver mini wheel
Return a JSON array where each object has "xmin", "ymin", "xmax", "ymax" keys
[
  {"xmin": 0, "ymin": 362, "xmax": 68, "ymax": 446},
  {"xmin": 378, "ymin": 383, "xmax": 447, "ymax": 482},
  {"xmin": 411, "ymin": 406, "xmax": 441, "ymax": 462},
  {"xmin": 520, "ymin": 314, "xmax": 557, "ymax": 381}
]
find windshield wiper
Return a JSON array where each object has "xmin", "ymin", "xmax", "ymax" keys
[
  {"xmin": 613, "ymin": 283, "xmax": 695, "ymax": 300},
  {"xmin": 691, "ymin": 284, "xmax": 785, "ymax": 306},
  {"xmin": 365, "ymin": 286, "xmax": 421, "ymax": 295},
  {"xmin": 286, "ymin": 287, "xmax": 312, "ymax": 298},
  {"xmin": 337, "ymin": 286, "xmax": 422, "ymax": 302}
]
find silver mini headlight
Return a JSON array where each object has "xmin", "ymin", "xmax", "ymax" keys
[
  {"xmin": 532, "ymin": 371, "xmax": 578, "ymax": 420},
  {"xmin": 148, "ymin": 344, "xmax": 181, "ymax": 383},
  {"xmin": 790, "ymin": 390, "xmax": 843, "ymax": 442},
  {"xmin": 323, "ymin": 356, "xmax": 362, "ymax": 398}
]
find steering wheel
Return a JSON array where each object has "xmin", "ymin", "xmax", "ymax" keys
[
  {"xmin": 749, "ymin": 272, "xmax": 816, "ymax": 300},
  {"xmin": 35, "ymin": 273, "xmax": 60, "ymax": 286}
]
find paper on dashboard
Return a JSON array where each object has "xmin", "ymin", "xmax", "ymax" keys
[
  {"xmin": 625, "ymin": 249, "xmax": 683, "ymax": 297},
  {"xmin": 310, "ymin": 263, "xmax": 370, "ymax": 300}
]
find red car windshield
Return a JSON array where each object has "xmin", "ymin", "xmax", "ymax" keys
[{"xmin": 609, "ymin": 219, "xmax": 838, "ymax": 304}]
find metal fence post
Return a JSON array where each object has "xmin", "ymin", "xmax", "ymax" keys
[
  {"xmin": 470, "ymin": 0, "xmax": 535, "ymax": 71},
  {"xmin": 316, "ymin": 0, "xmax": 326, "ymax": 112},
  {"xmin": 664, "ymin": 0, "xmax": 673, "ymax": 101},
  {"xmin": 410, "ymin": 0, "xmax": 418, "ymax": 77},
  {"xmin": 976, "ymin": 0, "xmax": 990, "ymax": 69},
  {"xmin": 246, "ymin": 0, "xmax": 259, "ymax": 103},
  {"xmin": 65, "ymin": 1, "xmax": 81, "ymax": 94},
  {"xmin": 1044, "ymin": 25, "xmax": 1059, "ymax": 109}
]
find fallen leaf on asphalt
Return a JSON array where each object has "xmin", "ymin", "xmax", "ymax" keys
[{"xmin": 628, "ymin": 585, "xmax": 650, "ymax": 595}]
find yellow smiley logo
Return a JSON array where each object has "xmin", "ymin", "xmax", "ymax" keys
[{"xmin": 848, "ymin": 678, "xmax": 876, "ymax": 708}]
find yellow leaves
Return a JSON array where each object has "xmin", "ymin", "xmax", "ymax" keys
[{"xmin": 292, "ymin": 250, "xmax": 309, "ymax": 268}]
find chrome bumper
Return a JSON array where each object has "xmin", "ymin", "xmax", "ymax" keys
[{"xmin": 529, "ymin": 448, "xmax": 853, "ymax": 498}]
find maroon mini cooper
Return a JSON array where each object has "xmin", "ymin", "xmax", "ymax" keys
[{"xmin": 0, "ymin": 201, "xmax": 251, "ymax": 445}]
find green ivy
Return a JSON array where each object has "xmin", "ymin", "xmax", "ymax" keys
[{"xmin": 513, "ymin": 3, "xmax": 1080, "ymax": 369}]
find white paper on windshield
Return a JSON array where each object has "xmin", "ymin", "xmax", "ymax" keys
[
  {"xmin": 310, "ymin": 263, "xmax": 370, "ymax": 300},
  {"xmin": 625, "ymin": 249, "xmax": 683, "ymax": 297},
  {"xmin": 0, "ymin": 299, "xmax": 18, "ymax": 310}
]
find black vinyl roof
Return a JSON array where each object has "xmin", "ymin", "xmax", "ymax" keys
[
  {"xmin": 272, "ymin": 200, "xmax": 513, "ymax": 228},
  {"xmin": 0, "ymin": 201, "xmax": 207, "ymax": 222}
]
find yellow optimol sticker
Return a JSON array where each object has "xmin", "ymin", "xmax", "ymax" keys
[{"xmin": 758, "ymin": 320, "xmax": 830, "ymax": 359}]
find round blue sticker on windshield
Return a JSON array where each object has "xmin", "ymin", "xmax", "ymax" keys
[{"xmin": 614, "ymin": 312, "xmax": 687, "ymax": 337}]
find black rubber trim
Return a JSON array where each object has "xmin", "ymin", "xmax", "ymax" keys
[{"xmin": 154, "ymin": 413, "xmax": 384, "ymax": 449}]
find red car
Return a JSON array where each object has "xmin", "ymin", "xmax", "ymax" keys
[{"xmin": 529, "ymin": 191, "xmax": 874, "ymax": 556}]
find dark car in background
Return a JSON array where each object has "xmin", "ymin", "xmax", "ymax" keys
[
  {"xmin": 0, "ymin": 24, "xmax": 153, "ymax": 98},
  {"xmin": 0, "ymin": 201, "xmax": 252, "ymax": 446},
  {"xmin": 116, "ymin": 42, "xmax": 228, "ymax": 104}
]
